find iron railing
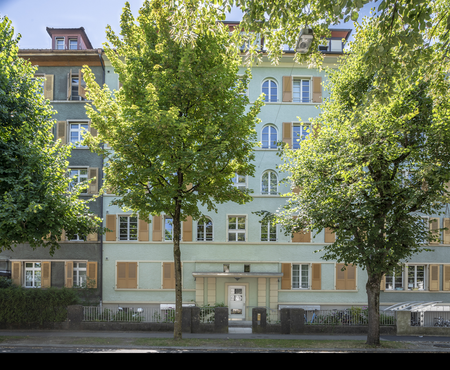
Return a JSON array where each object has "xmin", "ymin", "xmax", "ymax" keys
[
  {"xmin": 303, "ymin": 309, "xmax": 396, "ymax": 326},
  {"xmin": 411, "ymin": 310, "xmax": 450, "ymax": 327}
]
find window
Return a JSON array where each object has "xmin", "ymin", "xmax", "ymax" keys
[
  {"xmin": 56, "ymin": 37, "xmax": 64, "ymax": 50},
  {"xmin": 69, "ymin": 168, "xmax": 88, "ymax": 193},
  {"xmin": 261, "ymin": 221, "xmax": 276, "ymax": 241},
  {"xmin": 73, "ymin": 262, "xmax": 87, "ymax": 287},
  {"xmin": 292, "ymin": 264, "xmax": 309, "ymax": 289},
  {"xmin": 244, "ymin": 264, "xmax": 250, "ymax": 272},
  {"xmin": 292, "ymin": 124, "xmax": 309, "ymax": 149},
  {"xmin": 231, "ymin": 173, "xmax": 246, "ymax": 190},
  {"xmin": 165, "ymin": 217, "xmax": 173, "ymax": 241},
  {"xmin": 69, "ymin": 122, "xmax": 89, "ymax": 147},
  {"xmin": 119, "ymin": 216, "xmax": 138, "ymax": 241},
  {"xmin": 262, "ymin": 79, "xmax": 277, "ymax": 102},
  {"xmin": 25, "ymin": 262, "xmax": 41, "ymax": 288},
  {"xmin": 228, "ymin": 216, "xmax": 246, "ymax": 242},
  {"xmin": 67, "ymin": 70, "xmax": 86, "ymax": 101},
  {"xmin": 261, "ymin": 170, "xmax": 278, "ymax": 195},
  {"xmin": 408, "ymin": 265, "xmax": 425, "ymax": 290},
  {"xmin": 262, "ymin": 125, "xmax": 277, "ymax": 149},
  {"xmin": 293, "ymin": 78, "xmax": 310, "ymax": 103},
  {"xmin": 71, "ymin": 73, "xmax": 82, "ymax": 100},
  {"xmin": 69, "ymin": 38, "xmax": 78, "ymax": 50},
  {"xmin": 385, "ymin": 268, "xmax": 403, "ymax": 290},
  {"xmin": 197, "ymin": 218, "xmax": 213, "ymax": 241}
]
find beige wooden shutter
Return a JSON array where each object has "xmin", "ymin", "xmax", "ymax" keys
[
  {"xmin": 11, "ymin": 262, "xmax": 22, "ymax": 287},
  {"xmin": 311, "ymin": 263, "xmax": 321, "ymax": 290},
  {"xmin": 336, "ymin": 263, "xmax": 346, "ymax": 290},
  {"xmin": 117, "ymin": 262, "xmax": 126, "ymax": 288},
  {"xmin": 444, "ymin": 218, "xmax": 450, "ymax": 244},
  {"xmin": 78, "ymin": 69, "xmax": 86, "ymax": 99},
  {"xmin": 182, "ymin": 216, "xmax": 192, "ymax": 242},
  {"xmin": 162, "ymin": 262, "xmax": 175, "ymax": 289},
  {"xmin": 443, "ymin": 265, "xmax": 450, "ymax": 291},
  {"xmin": 299, "ymin": 230, "xmax": 311, "ymax": 242},
  {"xmin": 312, "ymin": 77, "xmax": 322, "ymax": 103},
  {"xmin": 430, "ymin": 217, "xmax": 440, "ymax": 245},
  {"xmin": 67, "ymin": 69, "xmax": 72, "ymax": 100},
  {"xmin": 429, "ymin": 264, "xmax": 440, "ymax": 291},
  {"xmin": 292, "ymin": 186, "xmax": 300, "ymax": 194},
  {"xmin": 346, "ymin": 264, "xmax": 356, "ymax": 290},
  {"xmin": 380, "ymin": 274, "xmax": 385, "ymax": 291},
  {"xmin": 57, "ymin": 121, "xmax": 66, "ymax": 145},
  {"xmin": 41, "ymin": 261, "xmax": 51, "ymax": 288},
  {"xmin": 312, "ymin": 123, "xmax": 320, "ymax": 138},
  {"xmin": 90, "ymin": 121, "xmax": 98, "ymax": 137},
  {"xmin": 88, "ymin": 167, "xmax": 98, "ymax": 194},
  {"xmin": 86, "ymin": 215, "xmax": 98, "ymax": 242},
  {"xmin": 138, "ymin": 217, "xmax": 149, "ymax": 241},
  {"xmin": 128, "ymin": 262, "xmax": 137, "ymax": 288},
  {"xmin": 282, "ymin": 76, "xmax": 292, "ymax": 102},
  {"xmin": 43, "ymin": 74, "xmax": 54, "ymax": 100},
  {"xmin": 105, "ymin": 214, "xmax": 117, "ymax": 241},
  {"xmin": 87, "ymin": 262, "xmax": 98, "ymax": 288},
  {"xmin": 282, "ymin": 122, "xmax": 292, "ymax": 148},
  {"xmin": 281, "ymin": 263, "xmax": 291, "ymax": 289},
  {"xmin": 65, "ymin": 261, "xmax": 73, "ymax": 288},
  {"xmin": 325, "ymin": 228, "xmax": 336, "ymax": 243},
  {"xmin": 60, "ymin": 229, "xmax": 66, "ymax": 242},
  {"xmin": 152, "ymin": 215, "xmax": 162, "ymax": 241}
]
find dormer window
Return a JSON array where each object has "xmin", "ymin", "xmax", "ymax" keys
[
  {"xmin": 56, "ymin": 37, "xmax": 64, "ymax": 50},
  {"xmin": 69, "ymin": 38, "xmax": 78, "ymax": 50}
]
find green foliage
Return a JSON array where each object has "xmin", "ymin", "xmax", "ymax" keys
[
  {"xmin": 0, "ymin": 287, "xmax": 79, "ymax": 324},
  {"xmin": 0, "ymin": 277, "xmax": 13, "ymax": 289},
  {"xmin": 0, "ymin": 15, "xmax": 101, "ymax": 255}
]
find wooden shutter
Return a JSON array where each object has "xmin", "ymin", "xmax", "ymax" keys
[
  {"xmin": 281, "ymin": 263, "xmax": 291, "ymax": 289},
  {"xmin": 87, "ymin": 262, "xmax": 98, "ymax": 288},
  {"xmin": 65, "ymin": 261, "xmax": 73, "ymax": 288},
  {"xmin": 282, "ymin": 122, "xmax": 292, "ymax": 148},
  {"xmin": 11, "ymin": 262, "xmax": 22, "ymax": 287},
  {"xmin": 325, "ymin": 228, "xmax": 336, "ymax": 243},
  {"xmin": 67, "ymin": 69, "xmax": 72, "ymax": 100},
  {"xmin": 312, "ymin": 77, "xmax": 322, "ymax": 103},
  {"xmin": 346, "ymin": 264, "xmax": 356, "ymax": 290},
  {"xmin": 312, "ymin": 123, "xmax": 320, "ymax": 138},
  {"xmin": 41, "ymin": 261, "xmax": 51, "ymax": 288},
  {"xmin": 182, "ymin": 216, "xmax": 192, "ymax": 242},
  {"xmin": 57, "ymin": 121, "xmax": 66, "ymax": 145},
  {"xmin": 78, "ymin": 69, "xmax": 86, "ymax": 99},
  {"xmin": 138, "ymin": 217, "xmax": 149, "ymax": 241},
  {"xmin": 60, "ymin": 229, "xmax": 66, "ymax": 242},
  {"xmin": 86, "ymin": 215, "xmax": 98, "ymax": 242},
  {"xmin": 282, "ymin": 76, "xmax": 292, "ymax": 102},
  {"xmin": 336, "ymin": 264, "xmax": 356, "ymax": 290},
  {"xmin": 336, "ymin": 263, "xmax": 346, "ymax": 290},
  {"xmin": 380, "ymin": 274, "xmax": 385, "ymax": 291},
  {"xmin": 162, "ymin": 262, "xmax": 175, "ymax": 289},
  {"xmin": 152, "ymin": 215, "xmax": 162, "ymax": 241},
  {"xmin": 443, "ymin": 265, "xmax": 450, "ymax": 291},
  {"xmin": 88, "ymin": 167, "xmax": 98, "ymax": 194},
  {"xmin": 117, "ymin": 262, "xmax": 137, "ymax": 289},
  {"xmin": 90, "ymin": 122, "xmax": 98, "ymax": 137},
  {"xmin": 311, "ymin": 263, "xmax": 321, "ymax": 290},
  {"xmin": 429, "ymin": 264, "xmax": 439, "ymax": 291},
  {"xmin": 43, "ymin": 74, "xmax": 54, "ymax": 100},
  {"xmin": 105, "ymin": 214, "xmax": 117, "ymax": 241},
  {"xmin": 430, "ymin": 217, "xmax": 440, "ymax": 245},
  {"xmin": 444, "ymin": 218, "xmax": 450, "ymax": 244}
]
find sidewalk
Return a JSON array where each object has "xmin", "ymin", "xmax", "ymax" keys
[{"xmin": 1, "ymin": 329, "xmax": 450, "ymax": 352}]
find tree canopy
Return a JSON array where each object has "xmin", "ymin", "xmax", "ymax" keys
[
  {"xmin": 0, "ymin": 15, "xmax": 100, "ymax": 256},
  {"xmin": 82, "ymin": 0, "xmax": 263, "ymax": 339}
]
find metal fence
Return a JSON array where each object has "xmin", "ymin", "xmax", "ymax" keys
[
  {"xmin": 411, "ymin": 310, "xmax": 450, "ymax": 327},
  {"xmin": 304, "ymin": 309, "xmax": 396, "ymax": 326}
]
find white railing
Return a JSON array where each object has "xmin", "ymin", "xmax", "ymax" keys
[
  {"xmin": 304, "ymin": 309, "xmax": 396, "ymax": 326},
  {"xmin": 83, "ymin": 306, "xmax": 176, "ymax": 323}
]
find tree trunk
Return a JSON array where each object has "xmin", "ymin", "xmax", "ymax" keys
[
  {"xmin": 173, "ymin": 203, "xmax": 182, "ymax": 340},
  {"xmin": 366, "ymin": 273, "xmax": 381, "ymax": 346}
]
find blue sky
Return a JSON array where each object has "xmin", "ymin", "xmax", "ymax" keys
[{"xmin": 1, "ymin": 0, "xmax": 380, "ymax": 49}]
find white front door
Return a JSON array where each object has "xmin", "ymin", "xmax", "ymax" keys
[{"xmin": 228, "ymin": 286, "xmax": 246, "ymax": 320}]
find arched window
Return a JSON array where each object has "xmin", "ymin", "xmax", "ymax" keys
[
  {"xmin": 262, "ymin": 125, "xmax": 278, "ymax": 149},
  {"xmin": 262, "ymin": 79, "xmax": 277, "ymax": 102},
  {"xmin": 197, "ymin": 217, "xmax": 213, "ymax": 241},
  {"xmin": 262, "ymin": 170, "xmax": 278, "ymax": 195}
]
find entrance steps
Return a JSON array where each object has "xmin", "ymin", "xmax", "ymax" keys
[{"xmin": 228, "ymin": 320, "xmax": 252, "ymax": 333}]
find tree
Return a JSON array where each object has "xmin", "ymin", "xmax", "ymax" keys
[
  {"xmin": 274, "ymin": 15, "xmax": 450, "ymax": 346},
  {"xmin": 81, "ymin": 0, "xmax": 263, "ymax": 340},
  {"xmin": 0, "ymin": 15, "xmax": 100, "ymax": 256}
]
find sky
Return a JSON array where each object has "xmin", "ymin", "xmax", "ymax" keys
[{"xmin": 1, "ymin": 0, "xmax": 380, "ymax": 49}]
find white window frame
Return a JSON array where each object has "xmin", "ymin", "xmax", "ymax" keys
[
  {"xmin": 407, "ymin": 265, "xmax": 426, "ymax": 291},
  {"xmin": 231, "ymin": 173, "xmax": 247, "ymax": 190},
  {"xmin": 293, "ymin": 77, "xmax": 311, "ymax": 103},
  {"xmin": 292, "ymin": 123, "xmax": 310, "ymax": 149},
  {"xmin": 261, "ymin": 125, "xmax": 278, "ymax": 149},
  {"xmin": 119, "ymin": 215, "xmax": 138, "ymax": 241},
  {"xmin": 261, "ymin": 78, "xmax": 278, "ymax": 102},
  {"xmin": 197, "ymin": 217, "xmax": 213, "ymax": 241},
  {"xmin": 69, "ymin": 38, "xmax": 78, "ymax": 50},
  {"xmin": 292, "ymin": 263, "xmax": 310, "ymax": 289},
  {"xmin": 261, "ymin": 170, "xmax": 278, "ymax": 195},
  {"xmin": 260, "ymin": 221, "xmax": 277, "ymax": 242},
  {"xmin": 56, "ymin": 37, "xmax": 64, "ymax": 50},
  {"xmin": 227, "ymin": 216, "xmax": 247, "ymax": 242},
  {"xmin": 69, "ymin": 167, "xmax": 88, "ymax": 194},
  {"xmin": 70, "ymin": 73, "xmax": 83, "ymax": 101},
  {"xmin": 385, "ymin": 268, "xmax": 404, "ymax": 291},
  {"xmin": 73, "ymin": 262, "xmax": 87, "ymax": 287},
  {"xmin": 68, "ymin": 122, "xmax": 89, "ymax": 147},
  {"xmin": 24, "ymin": 262, "xmax": 41, "ymax": 288}
]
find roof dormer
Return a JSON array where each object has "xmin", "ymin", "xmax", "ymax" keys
[{"xmin": 46, "ymin": 27, "xmax": 93, "ymax": 50}]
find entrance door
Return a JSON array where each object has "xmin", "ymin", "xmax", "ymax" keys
[{"xmin": 228, "ymin": 286, "xmax": 245, "ymax": 320}]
